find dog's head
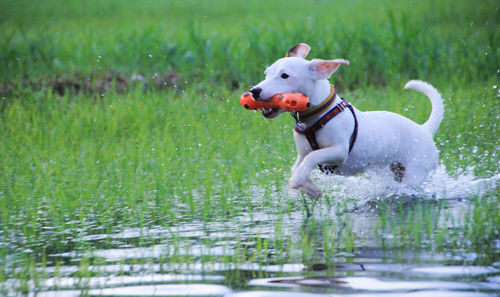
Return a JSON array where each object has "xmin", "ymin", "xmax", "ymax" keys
[{"xmin": 251, "ymin": 43, "xmax": 349, "ymax": 118}]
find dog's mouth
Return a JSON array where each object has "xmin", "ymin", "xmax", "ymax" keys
[{"xmin": 262, "ymin": 108, "xmax": 281, "ymax": 118}]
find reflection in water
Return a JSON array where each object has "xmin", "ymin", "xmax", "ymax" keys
[{"xmin": 2, "ymin": 167, "xmax": 499, "ymax": 296}]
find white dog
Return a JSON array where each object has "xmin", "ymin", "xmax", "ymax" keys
[{"xmin": 250, "ymin": 43, "xmax": 444, "ymax": 199}]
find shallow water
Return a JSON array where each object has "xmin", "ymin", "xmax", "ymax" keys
[{"xmin": 2, "ymin": 166, "xmax": 499, "ymax": 296}]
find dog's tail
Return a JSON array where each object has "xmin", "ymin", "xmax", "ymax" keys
[{"xmin": 404, "ymin": 80, "xmax": 444, "ymax": 136}]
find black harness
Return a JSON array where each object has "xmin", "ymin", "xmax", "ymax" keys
[{"xmin": 292, "ymin": 87, "xmax": 358, "ymax": 173}]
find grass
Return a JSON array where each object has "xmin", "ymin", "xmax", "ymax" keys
[
  {"xmin": 0, "ymin": 0, "xmax": 499, "ymax": 294},
  {"xmin": 374, "ymin": 193, "xmax": 500, "ymax": 263},
  {"xmin": 0, "ymin": 0, "xmax": 498, "ymax": 87}
]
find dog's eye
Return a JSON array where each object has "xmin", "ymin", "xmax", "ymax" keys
[{"xmin": 281, "ymin": 73, "xmax": 289, "ymax": 79}]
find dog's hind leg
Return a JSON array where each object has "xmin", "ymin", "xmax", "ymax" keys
[
  {"xmin": 402, "ymin": 164, "xmax": 433, "ymax": 186},
  {"xmin": 401, "ymin": 146, "xmax": 438, "ymax": 186}
]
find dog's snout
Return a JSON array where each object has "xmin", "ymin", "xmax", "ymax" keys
[{"xmin": 250, "ymin": 87, "xmax": 262, "ymax": 99}]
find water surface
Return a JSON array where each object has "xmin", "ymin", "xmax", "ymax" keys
[{"xmin": 3, "ymin": 167, "xmax": 499, "ymax": 296}]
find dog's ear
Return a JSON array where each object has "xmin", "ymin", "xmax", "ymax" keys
[
  {"xmin": 286, "ymin": 43, "xmax": 311, "ymax": 58},
  {"xmin": 308, "ymin": 59, "xmax": 349, "ymax": 80}
]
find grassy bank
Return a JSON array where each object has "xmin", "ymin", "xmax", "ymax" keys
[{"xmin": 1, "ymin": 0, "xmax": 498, "ymax": 87}]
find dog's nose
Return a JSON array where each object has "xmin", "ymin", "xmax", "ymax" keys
[{"xmin": 250, "ymin": 87, "xmax": 262, "ymax": 99}]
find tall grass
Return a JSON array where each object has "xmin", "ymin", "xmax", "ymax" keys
[
  {"xmin": 0, "ymin": 88, "xmax": 292, "ymax": 252},
  {"xmin": 0, "ymin": 0, "xmax": 498, "ymax": 88}
]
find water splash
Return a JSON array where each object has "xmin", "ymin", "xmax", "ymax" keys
[
  {"xmin": 310, "ymin": 164, "xmax": 499, "ymax": 208},
  {"xmin": 424, "ymin": 165, "xmax": 499, "ymax": 199}
]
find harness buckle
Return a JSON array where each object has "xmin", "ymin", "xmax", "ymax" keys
[{"xmin": 337, "ymin": 100, "xmax": 347, "ymax": 111}]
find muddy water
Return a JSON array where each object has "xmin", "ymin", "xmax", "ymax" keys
[{"xmin": 3, "ymin": 167, "xmax": 500, "ymax": 296}]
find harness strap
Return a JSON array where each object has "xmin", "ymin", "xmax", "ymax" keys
[
  {"xmin": 294, "ymin": 99, "xmax": 358, "ymax": 153},
  {"xmin": 346, "ymin": 103, "xmax": 358, "ymax": 152}
]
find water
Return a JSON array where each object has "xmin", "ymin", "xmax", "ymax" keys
[{"xmin": 2, "ymin": 166, "xmax": 499, "ymax": 296}]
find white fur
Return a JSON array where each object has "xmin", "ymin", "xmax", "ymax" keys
[
  {"xmin": 252, "ymin": 43, "xmax": 444, "ymax": 199},
  {"xmin": 404, "ymin": 80, "xmax": 444, "ymax": 135}
]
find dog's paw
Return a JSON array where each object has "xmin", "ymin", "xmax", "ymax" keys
[
  {"xmin": 300, "ymin": 178, "xmax": 322, "ymax": 200},
  {"xmin": 288, "ymin": 176, "xmax": 305, "ymax": 190},
  {"xmin": 302, "ymin": 182, "xmax": 322, "ymax": 200},
  {"xmin": 289, "ymin": 177, "xmax": 322, "ymax": 200}
]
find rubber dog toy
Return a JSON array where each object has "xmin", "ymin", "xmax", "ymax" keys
[{"xmin": 240, "ymin": 92, "xmax": 310, "ymax": 111}]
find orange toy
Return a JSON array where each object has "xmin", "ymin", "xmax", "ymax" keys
[{"xmin": 240, "ymin": 92, "xmax": 310, "ymax": 111}]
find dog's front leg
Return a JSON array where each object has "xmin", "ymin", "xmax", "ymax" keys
[
  {"xmin": 291, "ymin": 154, "xmax": 321, "ymax": 199},
  {"xmin": 289, "ymin": 146, "xmax": 348, "ymax": 195},
  {"xmin": 291, "ymin": 154, "xmax": 305, "ymax": 176}
]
